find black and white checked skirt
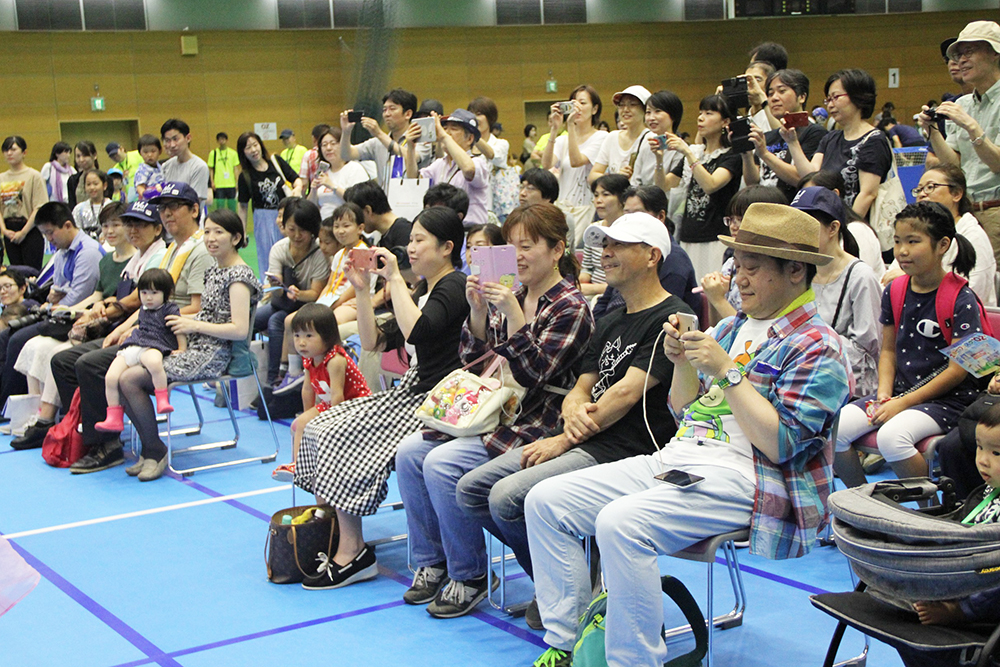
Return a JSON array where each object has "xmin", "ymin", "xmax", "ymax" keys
[{"xmin": 294, "ymin": 368, "xmax": 426, "ymax": 516}]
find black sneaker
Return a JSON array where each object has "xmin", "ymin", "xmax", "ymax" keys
[
  {"xmin": 525, "ymin": 595, "xmax": 544, "ymax": 630},
  {"xmin": 426, "ymin": 573, "xmax": 495, "ymax": 619},
  {"xmin": 10, "ymin": 422, "xmax": 53, "ymax": 450},
  {"xmin": 301, "ymin": 545, "xmax": 377, "ymax": 590},
  {"xmin": 70, "ymin": 440, "xmax": 125, "ymax": 474},
  {"xmin": 403, "ymin": 564, "xmax": 448, "ymax": 605}
]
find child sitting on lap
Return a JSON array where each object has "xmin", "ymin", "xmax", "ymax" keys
[{"xmin": 96, "ymin": 268, "xmax": 185, "ymax": 432}]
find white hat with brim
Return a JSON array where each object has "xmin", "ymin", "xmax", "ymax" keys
[
  {"xmin": 583, "ymin": 212, "xmax": 671, "ymax": 260},
  {"xmin": 717, "ymin": 202, "xmax": 833, "ymax": 266},
  {"xmin": 612, "ymin": 85, "xmax": 652, "ymax": 107},
  {"xmin": 947, "ymin": 21, "xmax": 1000, "ymax": 60}
]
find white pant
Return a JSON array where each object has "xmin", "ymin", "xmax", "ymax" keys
[
  {"xmin": 14, "ymin": 336, "xmax": 71, "ymax": 408},
  {"xmin": 835, "ymin": 402, "xmax": 942, "ymax": 462},
  {"xmin": 524, "ymin": 453, "xmax": 754, "ymax": 667}
]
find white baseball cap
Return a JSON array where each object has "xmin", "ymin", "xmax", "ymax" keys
[
  {"xmin": 612, "ymin": 85, "xmax": 652, "ymax": 107},
  {"xmin": 583, "ymin": 212, "xmax": 671, "ymax": 259}
]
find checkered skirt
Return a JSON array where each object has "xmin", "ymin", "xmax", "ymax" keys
[{"xmin": 294, "ymin": 368, "xmax": 426, "ymax": 516}]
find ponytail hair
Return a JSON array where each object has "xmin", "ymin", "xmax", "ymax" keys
[
  {"xmin": 805, "ymin": 208, "xmax": 860, "ymax": 258},
  {"xmin": 894, "ymin": 201, "xmax": 977, "ymax": 278}
]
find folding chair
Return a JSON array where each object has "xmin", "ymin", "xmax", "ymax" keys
[
  {"xmin": 663, "ymin": 528, "xmax": 749, "ymax": 667},
  {"xmin": 165, "ymin": 306, "xmax": 280, "ymax": 476}
]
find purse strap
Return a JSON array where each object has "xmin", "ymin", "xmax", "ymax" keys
[
  {"xmin": 831, "ymin": 259, "xmax": 858, "ymax": 330},
  {"xmin": 291, "ymin": 516, "xmax": 337, "ymax": 579}
]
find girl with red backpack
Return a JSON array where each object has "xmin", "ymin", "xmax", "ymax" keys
[{"xmin": 835, "ymin": 201, "xmax": 985, "ymax": 487}]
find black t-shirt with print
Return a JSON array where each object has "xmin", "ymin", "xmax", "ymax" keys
[
  {"xmin": 817, "ymin": 130, "xmax": 893, "ymax": 210},
  {"xmin": 237, "ymin": 156, "xmax": 299, "ymax": 210},
  {"xmin": 576, "ymin": 295, "xmax": 692, "ymax": 463},
  {"xmin": 674, "ymin": 149, "xmax": 744, "ymax": 243},
  {"xmin": 757, "ymin": 123, "xmax": 827, "ymax": 202}
]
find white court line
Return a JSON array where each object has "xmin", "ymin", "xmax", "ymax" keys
[{"xmin": 5, "ymin": 485, "xmax": 290, "ymax": 539}]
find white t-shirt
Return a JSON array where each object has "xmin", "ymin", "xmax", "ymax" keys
[
  {"xmin": 847, "ymin": 221, "xmax": 886, "ymax": 280},
  {"xmin": 595, "ymin": 129, "xmax": 663, "ymax": 187},
  {"xmin": 661, "ymin": 315, "xmax": 777, "ymax": 481},
  {"xmin": 553, "ymin": 130, "xmax": 608, "ymax": 207},
  {"xmin": 312, "ymin": 161, "xmax": 370, "ymax": 219},
  {"xmin": 162, "ymin": 154, "xmax": 210, "ymax": 201}
]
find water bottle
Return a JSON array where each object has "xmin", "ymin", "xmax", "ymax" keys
[{"xmin": 311, "ymin": 508, "xmax": 328, "ymax": 522}]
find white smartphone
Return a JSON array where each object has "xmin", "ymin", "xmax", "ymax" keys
[
  {"xmin": 414, "ymin": 117, "xmax": 436, "ymax": 144},
  {"xmin": 674, "ymin": 312, "xmax": 699, "ymax": 334}
]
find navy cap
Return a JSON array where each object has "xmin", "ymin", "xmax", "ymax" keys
[
  {"xmin": 279, "ymin": 128, "xmax": 294, "ymax": 139},
  {"xmin": 790, "ymin": 186, "xmax": 845, "ymax": 221},
  {"xmin": 120, "ymin": 200, "xmax": 159, "ymax": 225},
  {"xmin": 441, "ymin": 108, "xmax": 481, "ymax": 143},
  {"xmin": 106, "ymin": 141, "xmax": 122, "ymax": 155},
  {"xmin": 149, "ymin": 181, "xmax": 200, "ymax": 205}
]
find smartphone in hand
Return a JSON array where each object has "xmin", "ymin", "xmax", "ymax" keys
[
  {"xmin": 414, "ymin": 117, "xmax": 437, "ymax": 143},
  {"xmin": 347, "ymin": 110, "xmax": 363, "ymax": 124},
  {"xmin": 782, "ymin": 112, "xmax": 810, "ymax": 128},
  {"xmin": 674, "ymin": 312, "xmax": 699, "ymax": 334},
  {"xmin": 349, "ymin": 247, "xmax": 381, "ymax": 271},
  {"xmin": 469, "ymin": 245, "xmax": 520, "ymax": 290}
]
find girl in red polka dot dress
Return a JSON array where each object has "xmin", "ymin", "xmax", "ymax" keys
[{"xmin": 272, "ymin": 303, "xmax": 371, "ymax": 482}]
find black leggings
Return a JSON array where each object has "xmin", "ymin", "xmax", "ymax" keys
[{"xmin": 119, "ymin": 366, "xmax": 167, "ymax": 461}]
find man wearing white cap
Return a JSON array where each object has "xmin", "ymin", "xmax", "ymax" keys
[
  {"xmin": 456, "ymin": 212, "xmax": 692, "ymax": 628},
  {"xmin": 920, "ymin": 20, "xmax": 1000, "ymax": 264},
  {"xmin": 523, "ymin": 203, "xmax": 852, "ymax": 667},
  {"xmin": 589, "ymin": 85, "xmax": 659, "ymax": 187}
]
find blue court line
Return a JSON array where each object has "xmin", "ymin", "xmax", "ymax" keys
[
  {"xmin": 2, "ymin": 531, "xmax": 183, "ymax": 667},
  {"xmin": 723, "ymin": 557, "xmax": 831, "ymax": 596},
  {"xmin": 105, "ymin": 600, "xmax": 408, "ymax": 667}
]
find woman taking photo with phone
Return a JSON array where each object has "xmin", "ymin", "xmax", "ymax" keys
[
  {"xmin": 307, "ymin": 127, "xmax": 369, "ymax": 220},
  {"xmin": 294, "ymin": 206, "xmax": 470, "ymax": 590}
]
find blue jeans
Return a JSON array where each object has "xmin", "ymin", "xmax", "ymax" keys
[
  {"xmin": 253, "ymin": 302, "xmax": 289, "ymax": 384},
  {"xmin": 455, "ymin": 445, "xmax": 597, "ymax": 579},
  {"xmin": 395, "ymin": 431, "xmax": 491, "ymax": 581},
  {"xmin": 252, "ymin": 208, "xmax": 281, "ymax": 280}
]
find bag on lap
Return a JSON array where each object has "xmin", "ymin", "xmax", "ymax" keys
[
  {"xmin": 265, "ymin": 505, "xmax": 338, "ymax": 584},
  {"xmin": 41, "ymin": 389, "xmax": 85, "ymax": 468}
]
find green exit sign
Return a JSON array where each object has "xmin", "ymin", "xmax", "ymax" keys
[
  {"xmin": 91, "ymin": 96, "xmax": 105, "ymax": 112},
  {"xmin": 545, "ymin": 79, "xmax": 557, "ymax": 93}
]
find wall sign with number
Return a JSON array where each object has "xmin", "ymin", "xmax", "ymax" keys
[{"xmin": 254, "ymin": 123, "xmax": 278, "ymax": 140}]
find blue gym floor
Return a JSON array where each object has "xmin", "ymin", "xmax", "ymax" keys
[{"xmin": 0, "ymin": 385, "xmax": 907, "ymax": 667}]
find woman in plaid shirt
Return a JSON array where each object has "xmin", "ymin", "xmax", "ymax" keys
[{"xmin": 395, "ymin": 202, "xmax": 594, "ymax": 619}]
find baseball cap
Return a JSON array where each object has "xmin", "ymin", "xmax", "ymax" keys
[
  {"xmin": 279, "ymin": 128, "xmax": 294, "ymax": 139},
  {"xmin": 120, "ymin": 200, "xmax": 160, "ymax": 225},
  {"xmin": 811, "ymin": 107, "xmax": 829, "ymax": 121},
  {"xmin": 612, "ymin": 85, "xmax": 652, "ymax": 107},
  {"xmin": 415, "ymin": 99, "xmax": 444, "ymax": 119},
  {"xmin": 790, "ymin": 186, "xmax": 845, "ymax": 221},
  {"xmin": 149, "ymin": 182, "xmax": 200, "ymax": 205},
  {"xmin": 946, "ymin": 21, "xmax": 1000, "ymax": 60},
  {"xmin": 105, "ymin": 142, "xmax": 122, "ymax": 156},
  {"xmin": 941, "ymin": 37, "xmax": 957, "ymax": 60},
  {"xmin": 583, "ymin": 212, "xmax": 671, "ymax": 260},
  {"xmin": 441, "ymin": 109, "xmax": 481, "ymax": 143}
]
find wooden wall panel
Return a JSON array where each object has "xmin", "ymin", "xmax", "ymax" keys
[{"xmin": 1, "ymin": 9, "xmax": 989, "ymax": 169}]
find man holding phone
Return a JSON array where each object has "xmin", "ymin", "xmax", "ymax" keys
[
  {"xmin": 745, "ymin": 69, "xmax": 827, "ymax": 202},
  {"xmin": 522, "ymin": 203, "xmax": 851, "ymax": 667},
  {"xmin": 339, "ymin": 88, "xmax": 432, "ymax": 194}
]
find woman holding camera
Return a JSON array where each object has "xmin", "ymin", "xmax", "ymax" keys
[
  {"xmin": 541, "ymin": 85, "xmax": 608, "ymax": 248},
  {"xmin": 787, "ymin": 69, "xmax": 892, "ymax": 219}
]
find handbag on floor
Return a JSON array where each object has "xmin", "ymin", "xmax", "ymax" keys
[
  {"xmin": 41, "ymin": 389, "xmax": 85, "ymax": 468},
  {"xmin": 3, "ymin": 394, "xmax": 40, "ymax": 437},
  {"xmin": 265, "ymin": 505, "xmax": 338, "ymax": 584}
]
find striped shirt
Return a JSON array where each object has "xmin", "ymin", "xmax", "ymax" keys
[
  {"xmin": 459, "ymin": 278, "xmax": 595, "ymax": 457},
  {"xmin": 676, "ymin": 299, "xmax": 852, "ymax": 560}
]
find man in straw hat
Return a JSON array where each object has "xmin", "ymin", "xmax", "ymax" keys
[
  {"xmin": 523, "ymin": 203, "xmax": 852, "ymax": 667},
  {"xmin": 920, "ymin": 20, "xmax": 1000, "ymax": 264}
]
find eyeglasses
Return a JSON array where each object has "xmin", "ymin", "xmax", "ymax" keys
[
  {"xmin": 911, "ymin": 182, "xmax": 952, "ymax": 197},
  {"xmin": 824, "ymin": 92, "xmax": 849, "ymax": 106},
  {"xmin": 160, "ymin": 201, "xmax": 187, "ymax": 212},
  {"xmin": 0, "ymin": 283, "xmax": 17, "ymax": 292}
]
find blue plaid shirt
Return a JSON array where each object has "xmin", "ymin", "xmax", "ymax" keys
[{"xmin": 675, "ymin": 298, "xmax": 852, "ymax": 560}]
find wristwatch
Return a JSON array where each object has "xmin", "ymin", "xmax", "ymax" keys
[{"xmin": 716, "ymin": 367, "xmax": 744, "ymax": 390}]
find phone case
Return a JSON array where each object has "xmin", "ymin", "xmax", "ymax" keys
[
  {"xmin": 415, "ymin": 117, "xmax": 436, "ymax": 143},
  {"xmin": 470, "ymin": 245, "xmax": 520, "ymax": 290}
]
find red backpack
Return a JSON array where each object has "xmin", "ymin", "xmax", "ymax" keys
[{"xmin": 889, "ymin": 272, "xmax": 994, "ymax": 344}]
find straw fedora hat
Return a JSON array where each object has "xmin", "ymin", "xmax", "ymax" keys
[{"xmin": 718, "ymin": 202, "xmax": 833, "ymax": 266}]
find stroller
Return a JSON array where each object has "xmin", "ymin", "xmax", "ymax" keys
[{"xmin": 811, "ymin": 477, "xmax": 1000, "ymax": 667}]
